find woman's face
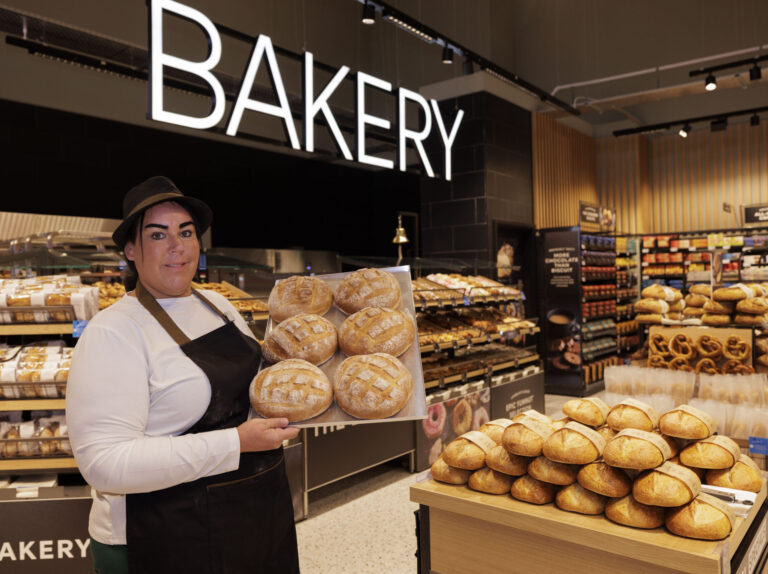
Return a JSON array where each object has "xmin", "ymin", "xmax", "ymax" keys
[{"xmin": 124, "ymin": 201, "xmax": 200, "ymax": 299}]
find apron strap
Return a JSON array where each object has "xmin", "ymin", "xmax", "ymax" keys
[
  {"xmin": 191, "ymin": 288, "xmax": 232, "ymax": 323},
  {"xmin": 135, "ymin": 281, "xmax": 191, "ymax": 346}
]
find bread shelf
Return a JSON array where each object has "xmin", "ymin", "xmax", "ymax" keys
[
  {"xmin": 0, "ymin": 323, "xmax": 74, "ymax": 335},
  {"xmin": 423, "ymin": 353, "xmax": 539, "ymax": 389},
  {"xmin": 0, "ymin": 457, "xmax": 78, "ymax": 472},
  {"xmin": 0, "ymin": 399, "xmax": 66, "ymax": 411}
]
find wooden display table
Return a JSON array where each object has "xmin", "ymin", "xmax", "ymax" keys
[{"xmin": 411, "ymin": 479, "xmax": 767, "ymax": 574}]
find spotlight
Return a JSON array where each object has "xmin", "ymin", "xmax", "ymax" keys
[
  {"xmin": 705, "ymin": 73, "xmax": 717, "ymax": 91},
  {"xmin": 462, "ymin": 59, "xmax": 474, "ymax": 75},
  {"xmin": 361, "ymin": 2, "xmax": 375, "ymax": 25},
  {"xmin": 751, "ymin": 114, "xmax": 760, "ymax": 127},
  {"xmin": 750, "ymin": 64, "xmax": 762, "ymax": 81},
  {"xmin": 441, "ymin": 45, "xmax": 453, "ymax": 64},
  {"xmin": 678, "ymin": 123, "xmax": 691, "ymax": 138},
  {"xmin": 711, "ymin": 117, "xmax": 727, "ymax": 132}
]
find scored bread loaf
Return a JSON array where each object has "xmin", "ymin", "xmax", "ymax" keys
[
  {"xmin": 501, "ymin": 418, "xmax": 553, "ymax": 457},
  {"xmin": 527, "ymin": 455, "xmax": 579, "ymax": 485},
  {"xmin": 339, "ymin": 307, "xmax": 414, "ymax": 357},
  {"xmin": 659, "ymin": 405, "xmax": 716, "ymax": 439},
  {"xmin": 542, "ymin": 421, "xmax": 605, "ymax": 465},
  {"xmin": 596, "ymin": 425, "xmax": 617, "ymax": 442},
  {"xmin": 431, "ymin": 456, "xmax": 471, "ymax": 485},
  {"xmin": 555, "ymin": 483, "xmax": 607, "ymax": 515},
  {"xmin": 668, "ymin": 455, "xmax": 705, "ymax": 479},
  {"xmin": 679, "ymin": 435, "xmax": 741, "ymax": 470},
  {"xmin": 442, "ymin": 431, "xmax": 496, "ymax": 470},
  {"xmin": 261, "ymin": 313, "xmax": 338, "ymax": 365},
  {"xmin": 268, "ymin": 275, "xmax": 333, "ymax": 323},
  {"xmin": 485, "ymin": 444, "xmax": 530, "ymax": 476},
  {"xmin": 665, "ymin": 494, "xmax": 735, "ymax": 540},
  {"xmin": 654, "ymin": 431, "xmax": 680, "ymax": 458},
  {"xmin": 249, "ymin": 359, "xmax": 333, "ymax": 422},
  {"xmin": 576, "ymin": 462, "xmax": 632, "ymax": 497},
  {"xmin": 333, "ymin": 353, "xmax": 413, "ymax": 419},
  {"xmin": 633, "ymin": 461, "xmax": 701, "ymax": 507},
  {"xmin": 641, "ymin": 284, "xmax": 682, "ymax": 301},
  {"xmin": 562, "ymin": 397, "xmax": 610, "ymax": 427},
  {"xmin": 334, "ymin": 268, "xmax": 402, "ymax": 314},
  {"xmin": 479, "ymin": 419, "xmax": 514, "ymax": 444},
  {"xmin": 606, "ymin": 399, "xmax": 659, "ymax": 432},
  {"xmin": 512, "ymin": 410, "xmax": 554, "ymax": 425},
  {"xmin": 510, "ymin": 475, "xmax": 557, "ymax": 505},
  {"xmin": 602, "ymin": 429, "xmax": 672, "ymax": 470},
  {"xmin": 468, "ymin": 467, "xmax": 514, "ymax": 494},
  {"xmin": 705, "ymin": 454, "xmax": 764, "ymax": 492},
  {"xmin": 605, "ymin": 495, "xmax": 665, "ymax": 529}
]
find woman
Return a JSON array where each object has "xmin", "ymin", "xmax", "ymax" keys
[{"xmin": 67, "ymin": 176, "xmax": 300, "ymax": 574}]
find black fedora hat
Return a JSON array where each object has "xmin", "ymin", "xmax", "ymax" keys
[{"xmin": 112, "ymin": 176, "xmax": 213, "ymax": 249}]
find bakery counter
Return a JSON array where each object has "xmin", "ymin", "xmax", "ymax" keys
[{"xmin": 411, "ymin": 479, "xmax": 767, "ymax": 574}]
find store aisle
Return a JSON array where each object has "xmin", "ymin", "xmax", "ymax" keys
[{"xmin": 296, "ymin": 461, "xmax": 424, "ymax": 574}]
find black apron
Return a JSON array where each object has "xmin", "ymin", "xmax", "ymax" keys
[{"xmin": 125, "ymin": 282, "xmax": 300, "ymax": 574}]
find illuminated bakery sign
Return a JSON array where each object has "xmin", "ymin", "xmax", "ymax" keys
[{"xmin": 149, "ymin": 0, "xmax": 464, "ymax": 180}]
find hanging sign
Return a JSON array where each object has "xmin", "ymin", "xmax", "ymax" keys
[
  {"xmin": 149, "ymin": 0, "xmax": 464, "ymax": 180},
  {"xmin": 743, "ymin": 203, "xmax": 768, "ymax": 227},
  {"xmin": 579, "ymin": 201, "xmax": 616, "ymax": 233}
]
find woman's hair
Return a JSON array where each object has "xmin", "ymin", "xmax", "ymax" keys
[{"xmin": 123, "ymin": 201, "xmax": 202, "ymax": 291}]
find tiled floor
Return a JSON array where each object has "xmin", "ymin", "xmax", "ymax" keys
[{"xmin": 295, "ymin": 393, "xmax": 587, "ymax": 573}]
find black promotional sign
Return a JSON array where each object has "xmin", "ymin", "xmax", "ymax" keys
[
  {"xmin": 539, "ymin": 228, "xmax": 582, "ymax": 393},
  {"xmin": 743, "ymin": 203, "xmax": 768, "ymax": 227},
  {"xmin": 489, "ymin": 371, "xmax": 545, "ymax": 421},
  {"xmin": 579, "ymin": 201, "xmax": 616, "ymax": 233}
]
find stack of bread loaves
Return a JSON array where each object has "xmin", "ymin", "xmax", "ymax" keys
[
  {"xmin": 430, "ymin": 398, "xmax": 765, "ymax": 541},
  {"xmin": 250, "ymin": 269, "xmax": 415, "ymax": 422},
  {"xmin": 635, "ymin": 284, "xmax": 684, "ymax": 325}
]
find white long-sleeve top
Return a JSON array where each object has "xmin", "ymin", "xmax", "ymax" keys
[{"xmin": 66, "ymin": 291, "xmax": 255, "ymax": 545}]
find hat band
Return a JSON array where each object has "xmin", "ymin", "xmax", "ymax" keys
[{"xmin": 126, "ymin": 191, "xmax": 185, "ymax": 219}]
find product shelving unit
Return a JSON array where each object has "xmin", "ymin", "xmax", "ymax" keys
[{"xmin": 615, "ymin": 236, "xmax": 641, "ymax": 356}]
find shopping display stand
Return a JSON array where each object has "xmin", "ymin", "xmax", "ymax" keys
[{"xmin": 411, "ymin": 480, "xmax": 768, "ymax": 574}]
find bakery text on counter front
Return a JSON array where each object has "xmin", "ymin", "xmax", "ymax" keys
[{"xmin": 149, "ymin": 0, "xmax": 465, "ymax": 181}]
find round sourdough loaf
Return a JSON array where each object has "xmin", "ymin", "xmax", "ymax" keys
[
  {"xmin": 333, "ymin": 353, "xmax": 413, "ymax": 419},
  {"xmin": 338, "ymin": 307, "xmax": 414, "ymax": 357},
  {"xmin": 261, "ymin": 313, "xmax": 338, "ymax": 365},
  {"xmin": 268, "ymin": 275, "xmax": 332, "ymax": 323},
  {"xmin": 249, "ymin": 359, "xmax": 332, "ymax": 422},
  {"xmin": 334, "ymin": 268, "xmax": 401, "ymax": 314}
]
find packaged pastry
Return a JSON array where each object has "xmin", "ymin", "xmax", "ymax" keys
[
  {"xmin": 267, "ymin": 275, "xmax": 333, "ymax": 323},
  {"xmin": 485, "ymin": 444, "xmax": 530, "ymax": 476},
  {"xmin": 528, "ymin": 455, "xmax": 578, "ymax": 485},
  {"xmin": 561, "ymin": 397, "xmax": 610, "ymax": 427},
  {"xmin": 576, "ymin": 461, "xmax": 632, "ymax": 497},
  {"xmin": 442, "ymin": 431, "xmax": 496, "ymax": 470},
  {"xmin": 704, "ymin": 454, "xmax": 764, "ymax": 493},
  {"xmin": 510, "ymin": 474, "xmax": 557, "ymax": 505},
  {"xmin": 430, "ymin": 456, "xmax": 471, "ymax": 485},
  {"xmin": 555, "ymin": 483, "xmax": 606, "ymax": 515},
  {"xmin": 605, "ymin": 495, "xmax": 665, "ymax": 529},
  {"xmin": 606, "ymin": 398, "xmax": 659, "ymax": 432},
  {"xmin": 501, "ymin": 417, "xmax": 553, "ymax": 457},
  {"xmin": 633, "ymin": 461, "xmax": 701, "ymax": 507},
  {"xmin": 338, "ymin": 307, "xmax": 414, "ymax": 357},
  {"xmin": 542, "ymin": 421, "xmax": 605, "ymax": 465},
  {"xmin": 249, "ymin": 359, "xmax": 333, "ymax": 422},
  {"xmin": 261, "ymin": 313, "xmax": 338, "ymax": 365},
  {"xmin": 665, "ymin": 493, "xmax": 734, "ymax": 540},
  {"xmin": 334, "ymin": 268, "xmax": 402, "ymax": 314},
  {"xmin": 479, "ymin": 418, "xmax": 514, "ymax": 444},
  {"xmin": 333, "ymin": 353, "xmax": 413, "ymax": 419},
  {"xmin": 679, "ymin": 435, "xmax": 740, "ymax": 470},
  {"xmin": 602, "ymin": 429, "xmax": 672, "ymax": 470},
  {"xmin": 468, "ymin": 467, "xmax": 514, "ymax": 494},
  {"xmin": 658, "ymin": 404, "xmax": 716, "ymax": 439}
]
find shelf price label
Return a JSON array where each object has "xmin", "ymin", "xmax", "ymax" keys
[
  {"xmin": 749, "ymin": 436, "xmax": 768, "ymax": 455},
  {"xmin": 72, "ymin": 320, "xmax": 88, "ymax": 338}
]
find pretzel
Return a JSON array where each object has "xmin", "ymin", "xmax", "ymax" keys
[
  {"xmin": 669, "ymin": 334, "xmax": 696, "ymax": 360},
  {"xmin": 723, "ymin": 336, "xmax": 750, "ymax": 361},
  {"xmin": 694, "ymin": 357, "xmax": 719, "ymax": 374},
  {"xmin": 649, "ymin": 333, "xmax": 672, "ymax": 357},
  {"xmin": 647, "ymin": 356, "xmax": 668, "ymax": 369},
  {"xmin": 721, "ymin": 358, "xmax": 754, "ymax": 375},
  {"xmin": 668, "ymin": 357, "xmax": 693, "ymax": 371},
  {"xmin": 696, "ymin": 335, "xmax": 723, "ymax": 360}
]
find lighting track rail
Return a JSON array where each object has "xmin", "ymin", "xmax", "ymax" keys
[{"xmin": 612, "ymin": 105, "xmax": 768, "ymax": 137}]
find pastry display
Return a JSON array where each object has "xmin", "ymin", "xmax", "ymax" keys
[
  {"xmin": 267, "ymin": 275, "xmax": 333, "ymax": 323},
  {"xmin": 339, "ymin": 307, "xmax": 414, "ymax": 357},
  {"xmin": 334, "ymin": 268, "xmax": 401, "ymax": 314},
  {"xmin": 249, "ymin": 359, "xmax": 333, "ymax": 422},
  {"xmin": 333, "ymin": 353, "xmax": 413, "ymax": 419},
  {"xmin": 261, "ymin": 313, "xmax": 338, "ymax": 365}
]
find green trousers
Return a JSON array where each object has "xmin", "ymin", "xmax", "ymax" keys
[{"xmin": 90, "ymin": 538, "xmax": 129, "ymax": 574}]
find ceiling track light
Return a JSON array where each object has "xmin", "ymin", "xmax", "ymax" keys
[
  {"xmin": 678, "ymin": 123, "xmax": 691, "ymax": 138},
  {"xmin": 613, "ymin": 104, "xmax": 768, "ymax": 137},
  {"xmin": 441, "ymin": 44, "xmax": 453, "ymax": 64},
  {"xmin": 361, "ymin": 1, "xmax": 375, "ymax": 24},
  {"xmin": 705, "ymin": 73, "xmax": 717, "ymax": 91},
  {"xmin": 750, "ymin": 64, "xmax": 762, "ymax": 81},
  {"xmin": 710, "ymin": 117, "xmax": 727, "ymax": 132},
  {"xmin": 383, "ymin": 13, "xmax": 435, "ymax": 42},
  {"xmin": 751, "ymin": 114, "xmax": 761, "ymax": 127}
]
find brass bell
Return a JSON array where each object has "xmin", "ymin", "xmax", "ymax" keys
[{"xmin": 392, "ymin": 215, "xmax": 409, "ymax": 245}]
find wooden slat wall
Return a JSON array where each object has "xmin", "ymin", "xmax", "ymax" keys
[
  {"xmin": 532, "ymin": 112, "xmax": 598, "ymax": 228},
  {"xmin": 597, "ymin": 122, "xmax": 768, "ymax": 233}
]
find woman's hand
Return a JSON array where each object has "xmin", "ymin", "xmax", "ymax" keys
[{"xmin": 237, "ymin": 418, "xmax": 299, "ymax": 452}]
